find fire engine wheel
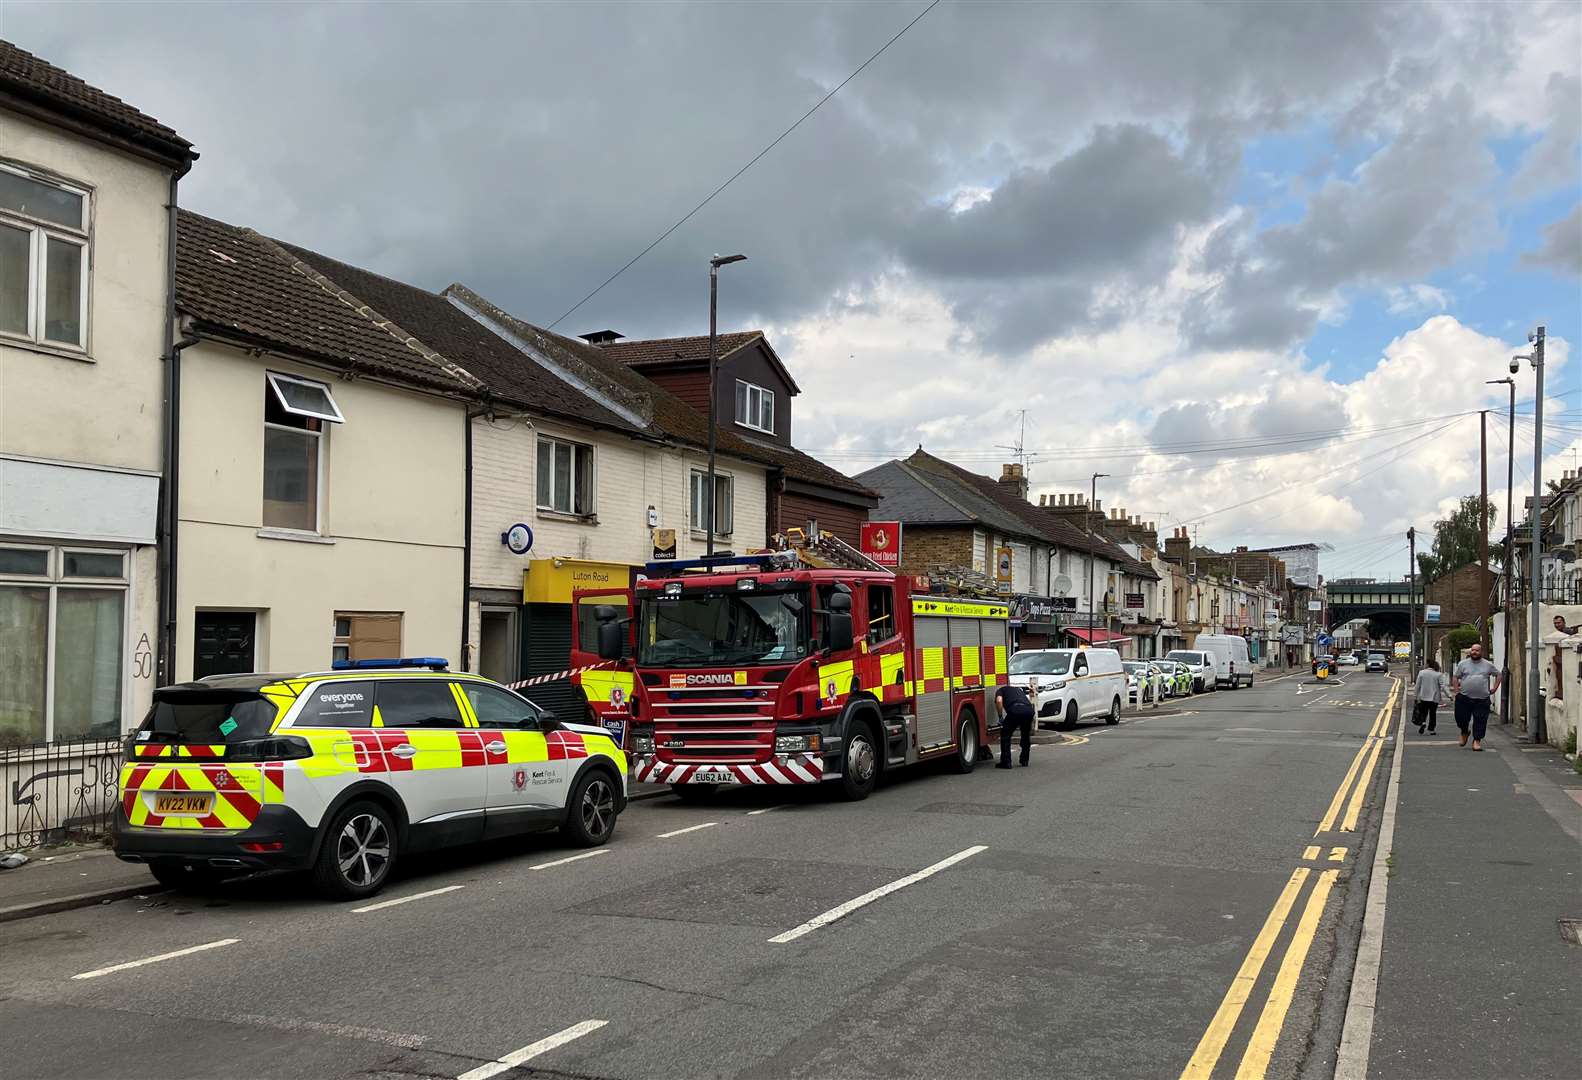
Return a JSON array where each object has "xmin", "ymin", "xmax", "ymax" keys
[
  {"xmin": 840, "ymin": 723, "xmax": 879, "ymax": 801},
  {"xmin": 1106, "ymin": 697, "xmax": 1122, "ymax": 725},
  {"xmin": 951, "ymin": 714, "xmax": 978, "ymax": 773},
  {"xmin": 313, "ymin": 800, "xmax": 396, "ymax": 901}
]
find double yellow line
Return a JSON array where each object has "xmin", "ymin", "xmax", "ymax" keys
[{"xmin": 1181, "ymin": 678, "xmax": 1399, "ymax": 1080}]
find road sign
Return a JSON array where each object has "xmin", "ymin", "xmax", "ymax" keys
[{"xmin": 1424, "ymin": 603, "xmax": 1441, "ymax": 623}]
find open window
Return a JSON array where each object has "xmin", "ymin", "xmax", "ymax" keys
[{"xmin": 266, "ymin": 371, "xmax": 345, "ymax": 424}]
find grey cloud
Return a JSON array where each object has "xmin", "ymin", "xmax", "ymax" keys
[
  {"xmin": 1519, "ymin": 203, "xmax": 1582, "ymax": 277},
  {"xmin": 1150, "ymin": 380, "xmax": 1348, "ymax": 457},
  {"xmin": 1513, "ymin": 73, "xmax": 1582, "ymax": 199}
]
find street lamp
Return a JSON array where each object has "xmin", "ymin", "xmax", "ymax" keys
[
  {"xmin": 1513, "ymin": 326, "xmax": 1546, "ymax": 741},
  {"xmin": 705, "ymin": 254, "xmax": 747, "ymax": 557},
  {"xmin": 1087, "ymin": 472, "xmax": 1109, "ymax": 643},
  {"xmin": 1486, "ymin": 376, "xmax": 1515, "ymax": 726}
]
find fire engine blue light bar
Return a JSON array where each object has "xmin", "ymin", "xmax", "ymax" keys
[{"xmin": 331, "ymin": 657, "xmax": 450, "ymax": 671}]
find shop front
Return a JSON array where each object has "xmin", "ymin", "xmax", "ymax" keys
[
  {"xmin": 514, "ymin": 558, "xmax": 639, "ymax": 719},
  {"xmin": 1009, "ymin": 594, "xmax": 1065, "ymax": 651}
]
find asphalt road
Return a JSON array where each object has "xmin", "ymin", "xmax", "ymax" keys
[{"xmin": 0, "ymin": 669, "xmax": 1402, "ymax": 1080}]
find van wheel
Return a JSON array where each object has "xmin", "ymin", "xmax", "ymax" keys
[
  {"xmin": 563, "ymin": 771, "xmax": 618, "ymax": 846},
  {"xmin": 840, "ymin": 723, "xmax": 879, "ymax": 800},
  {"xmin": 1060, "ymin": 701, "xmax": 1079, "ymax": 731},
  {"xmin": 1106, "ymin": 697, "xmax": 1121, "ymax": 725},
  {"xmin": 312, "ymin": 800, "xmax": 396, "ymax": 901},
  {"xmin": 952, "ymin": 713, "xmax": 979, "ymax": 774}
]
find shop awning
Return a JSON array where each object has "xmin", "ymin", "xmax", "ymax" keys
[{"xmin": 1065, "ymin": 627, "xmax": 1130, "ymax": 645}]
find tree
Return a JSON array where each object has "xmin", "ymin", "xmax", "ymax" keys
[
  {"xmin": 1440, "ymin": 623, "xmax": 1481, "ymax": 667},
  {"xmin": 1417, "ymin": 495, "xmax": 1499, "ymax": 582}
]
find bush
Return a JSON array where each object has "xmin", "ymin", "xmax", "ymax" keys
[{"xmin": 1440, "ymin": 624, "xmax": 1481, "ymax": 666}]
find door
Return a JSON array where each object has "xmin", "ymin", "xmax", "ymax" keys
[
  {"xmin": 370, "ymin": 679, "xmax": 484, "ymax": 850},
  {"xmin": 193, "ymin": 612, "xmax": 255, "ymax": 679},
  {"xmin": 1071, "ymin": 652, "xmax": 1093, "ymax": 717},
  {"xmin": 478, "ymin": 608, "xmax": 519, "ymax": 684},
  {"xmin": 571, "ymin": 588, "xmax": 635, "ymax": 739},
  {"xmin": 459, "ymin": 681, "xmax": 567, "ymax": 839}
]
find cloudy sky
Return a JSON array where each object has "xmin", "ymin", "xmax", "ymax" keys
[{"xmin": 11, "ymin": 0, "xmax": 1579, "ymax": 577}]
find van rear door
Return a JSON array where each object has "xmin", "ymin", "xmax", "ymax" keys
[{"xmin": 120, "ymin": 687, "xmax": 285, "ymax": 833}]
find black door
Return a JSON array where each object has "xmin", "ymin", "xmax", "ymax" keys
[{"xmin": 194, "ymin": 612, "xmax": 256, "ymax": 679}]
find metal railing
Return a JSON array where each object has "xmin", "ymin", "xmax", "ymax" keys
[{"xmin": 2, "ymin": 737, "xmax": 123, "ymax": 852}]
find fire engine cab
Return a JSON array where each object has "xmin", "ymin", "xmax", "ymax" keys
[{"xmin": 584, "ymin": 554, "xmax": 1012, "ymax": 801}]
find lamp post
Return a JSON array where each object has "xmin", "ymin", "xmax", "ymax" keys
[
  {"xmin": 1486, "ymin": 376, "xmax": 1515, "ymax": 725},
  {"xmin": 1087, "ymin": 472, "xmax": 1108, "ymax": 643},
  {"xmin": 705, "ymin": 254, "xmax": 746, "ymax": 557},
  {"xmin": 1514, "ymin": 326, "xmax": 1546, "ymax": 741}
]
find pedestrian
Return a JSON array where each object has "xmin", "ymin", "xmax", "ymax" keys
[
  {"xmin": 1450, "ymin": 642, "xmax": 1501, "ymax": 751},
  {"xmin": 1412, "ymin": 657, "xmax": 1447, "ymax": 734},
  {"xmin": 994, "ymin": 682, "xmax": 1035, "ymax": 769}
]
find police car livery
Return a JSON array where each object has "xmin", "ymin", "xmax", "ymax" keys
[{"xmin": 113, "ymin": 658, "xmax": 626, "ymax": 899}]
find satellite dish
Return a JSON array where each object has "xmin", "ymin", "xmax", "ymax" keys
[{"xmin": 1053, "ymin": 574, "xmax": 1074, "ymax": 595}]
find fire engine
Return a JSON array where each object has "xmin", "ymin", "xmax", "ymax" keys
[{"xmin": 574, "ymin": 549, "xmax": 1012, "ymax": 800}]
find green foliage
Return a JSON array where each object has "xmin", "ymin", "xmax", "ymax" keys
[
  {"xmin": 1417, "ymin": 495, "xmax": 1499, "ymax": 582},
  {"xmin": 1440, "ymin": 623, "xmax": 1481, "ymax": 664}
]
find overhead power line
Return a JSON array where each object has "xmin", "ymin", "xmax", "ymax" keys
[{"xmin": 544, "ymin": 0, "xmax": 943, "ymax": 330}]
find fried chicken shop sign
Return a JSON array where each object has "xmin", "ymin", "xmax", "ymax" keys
[{"xmin": 859, "ymin": 521, "xmax": 902, "ymax": 567}]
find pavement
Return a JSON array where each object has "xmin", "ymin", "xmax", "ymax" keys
[
  {"xmin": 1364, "ymin": 719, "xmax": 1581, "ymax": 1080},
  {"xmin": 0, "ymin": 674, "xmax": 1400, "ymax": 1080},
  {"xmin": 0, "ymin": 845, "xmax": 158, "ymax": 923}
]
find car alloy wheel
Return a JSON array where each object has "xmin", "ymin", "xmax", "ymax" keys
[
  {"xmin": 336, "ymin": 812, "xmax": 391, "ymax": 890},
  {"xmin": 580, "ymin": 777, "xmax": 615, "ymax": 840}
]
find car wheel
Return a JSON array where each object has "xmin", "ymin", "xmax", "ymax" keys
[
  {"xmin": 312, "ymin": 800, "xmax": 396, "ymax": 901},
  {"xmin": 563, "ymin": 770, "xmax": 619, "ymax": 846},
  {"xmin": 840, "ymin": 722, "xmax": 879, "ymax": 800},
  {"xmin": 1060, "ymin": 701, "xmax": 1080, "ymax": 731},
  {"xmin": 952, "ymin": 713, "xmax": 978, "ymax": 774},
  {"xmin": 148, "ymin": 862, "xmax": 229, "ymax": 893},
  {"xmin": 1106, "ymin": 697, "xmax": 1121, "ymax": 725}
]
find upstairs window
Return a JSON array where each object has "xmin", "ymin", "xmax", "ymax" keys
[
  {"xmin": 263, "ymin": 372, "xmax": 342, "ymax": 532},
  {"xmin": 735, "ymin": 380, "xmax": 774, "ymax": 434},
  {"xmin": 0, "ymin": 162, "xmax": 90, "ymax": 350},
  {"xmin": 536, "ymin": 435, "xmax": 594, "ymax": 516},
  {"xmin": 690, "ymin": 470, "xmax": 733, "ymax": 536}
]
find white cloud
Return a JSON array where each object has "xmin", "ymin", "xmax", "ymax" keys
[{"xmin": 1385, "ymin": 283, "xmax": 1452, "ymax": 315}]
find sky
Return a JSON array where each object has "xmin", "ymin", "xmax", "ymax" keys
[{"xmin": 9, "ymin": 0, "xmax": 1579, "ymax": 580}]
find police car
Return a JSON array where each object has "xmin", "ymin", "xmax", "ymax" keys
[{"xmin": 113, "ymin": 658, "xmax": 627, "ymax": 899}]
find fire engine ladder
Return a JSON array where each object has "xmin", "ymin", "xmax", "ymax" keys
[{"xmin": 783, "ymin": 527, "xmax": 893, "ymax": 573}]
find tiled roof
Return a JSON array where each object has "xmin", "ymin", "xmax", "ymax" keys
[
  {"xmin": 601, "ymin": 330, "xmax": 802, "ymax": 395},
  {"xmin": 857, "ymin": 461, "xmax": 980, "ymax": 525},
  {"xmin": 0, "ymin": 39, "xmax": 193, "ymax": 165},
  {"xmin": 175, "ymin": 210, "xmax": 477, "ymax": 394}
]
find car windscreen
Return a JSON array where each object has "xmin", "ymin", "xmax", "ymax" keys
[
  {"xmin": 1123, "ymin": 662, "xmax": 1147, "ymax": 674},
  {"xmin": 137, "ymin": 690, "xmax": 277, "ymax": 745},
  {"xmin": 1010, "ymin": 652, "xmax": 1071, "ymax": 676},
  {"xmin": 1166, "ymin": 651, "xmax": 1204, "ymax": 665},
  {"xmin": 637, "ymin": 587, "xmax": 810, "ymax": 667}
]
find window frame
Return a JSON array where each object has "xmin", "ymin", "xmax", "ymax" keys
[
  {"xmin": 689, "ymin": 468, "xmax": 734, "ymax": 538},
  {"xmin": 866, "ymin": 583, "xmax": 896, "ymax": 646},
  {"xmin": 536, "ymin": 434, "xmax": 595, "ymax": 517},
  {"xmin": 265, "ymin": 370, "xmax": 345, "ymax": 425},
  {"xmin": 0, "ymin": 160, "xmax": 91, "ymax": 354},
  {"xmin": 734, "ymin": 379, "xmax": 775, "ymax": 434},
  {"xmin": 0, "ymin": 543, "xmax": 129, "ymax": 745},
  {"xmin": 263, "ymin": 375, "xmax": 329, "ymax": 535},
  {"xmin": 462, "ymin": 683, "xmax": 544, "ymax": 730}
]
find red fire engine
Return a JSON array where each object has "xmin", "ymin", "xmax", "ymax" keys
[{"xmin": 576, "ymin": 553, "xmax": 1012, "ymax": 800}]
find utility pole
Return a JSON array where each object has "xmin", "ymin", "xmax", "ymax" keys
[
  {"xmin": 1487, "ymin": 378, "xmax": 1515, "ymax": 725},
  {"xmin": 1480, "ymin": 410, "xmax": 1490, "ymax": 643},
  {"xmin": 1408, "ymin": 527, "xmax": 1417, "ymax": 676},
  {"xmin": 1087, "ymin": 472, "xmax": 1108, "ymax": 644},
  {"xmin": 1518, "ymin": 326, "xmax": 1547, "ymax": 742},
  {"xmin": 704, "ymin": 253, "xmax": 746, "ymax": 557}
]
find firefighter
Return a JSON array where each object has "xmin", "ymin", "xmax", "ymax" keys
[{"xmin": 994, "ymin": 682, "xmax": 1035, "ymax": 768}]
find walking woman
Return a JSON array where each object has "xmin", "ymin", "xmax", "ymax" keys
[{"xmin": 1413, "ymin": 657, "xmax": 1447, "ymax": 734}]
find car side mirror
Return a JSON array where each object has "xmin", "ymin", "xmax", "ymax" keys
[
  {"xmin": 595, "ymin": 608, "xmax": 624, "ymax": 661},
  {"xmin": 534, "ymin": 707, "xmax": 558, "ymax": 730}
]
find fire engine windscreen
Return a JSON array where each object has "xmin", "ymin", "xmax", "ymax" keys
[
  {"xmin": 1009, "ymin": 652, "xmax": 1073, "ymax": 676},
  {"xmin": 637, "ymin": 586, "xmax": 811, "ymax": 667}
]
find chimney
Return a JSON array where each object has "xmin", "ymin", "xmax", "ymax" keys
[
  {"xmin": 1165, "ymin": 530, "xmax": 1192, "ymax": 565},
  {"xmin": 578, "ymin": 330, "xmax": 625, "ymax": 347},
  {"xmin": 998, "ymin": 462, "xmax": 1029, "ymax": 501}
]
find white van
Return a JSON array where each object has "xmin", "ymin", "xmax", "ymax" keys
[
  {"xmin": 1196, "ymin": 634, "xmax": 1254, "ymax": 688},
  {"xmin": 1165, "ymin": 649, "xmax": 1216, "ymax": 693},
  {"xmin": 1008, "ymin": 647, "xmax": 1126, "ymax": 729}
]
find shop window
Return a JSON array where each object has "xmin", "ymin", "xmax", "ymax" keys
[
  {"xmin": 0, "ymin": 161, "xmax": 89, "ymax": 350},
  {"xmin": 0, "ymin": 544, "xmax": 126, "ymax": 746},
  {"xmin": 263, "ymin": 373, "xmax": 341, "ymax": 532},
  {"xmin": 333, "ymin": 612, "xmax": 402, "ymax": 664},
  {"xmin": 536, "ymin": 435, "xmax": 593, "ymax": 516},
  {"xmin": 690, "ymin": 470, "xmax": 733, "ymax": 536}
]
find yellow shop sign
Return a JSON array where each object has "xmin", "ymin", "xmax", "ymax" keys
[{"xmin": 523, "ymin": 558, "xmax": 636, "ymax": 605}]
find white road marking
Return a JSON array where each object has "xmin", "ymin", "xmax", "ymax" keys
[
  {"xmin": 657, "ymin": 822, "xmax": 717, "ymax": 838},
  {"xmin": 457, "ymin": 1019, "xmax": 608, "ymax": 1080},
  {"xmin": 769, "ymin": 845, "xmax": 988, "ymax": 944},
  {"xmin": 530, "ymin": 850, "xmax": 609, "ymax": 871},
  {"xmin": 72, "ymin": 938, "xmax": 239, "ymax": 980},
  {"xmin": 746, "ymin": 805, "xmax": 785, "ymax": 816},
  {"xmin": 351, "ymin": 885, "xmax": 465, "ymax": 913}
]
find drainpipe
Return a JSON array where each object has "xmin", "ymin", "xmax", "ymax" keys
[
  {"xmin": 156, "ymin": 175, "xmax": 200, "ymax": 686},
  {"xmin": 460, "ymin": 406, "xmax": 482, "ymax": 671}
]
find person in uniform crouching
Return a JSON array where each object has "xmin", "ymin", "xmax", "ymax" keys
[{"xmin": 994, "ymin": 683, "xmax": 1035, "ymax": 769}]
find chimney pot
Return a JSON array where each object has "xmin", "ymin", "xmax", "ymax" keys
[{"xmin": 578, "ymin": 329, "xmax": 625, "ymax": 346}]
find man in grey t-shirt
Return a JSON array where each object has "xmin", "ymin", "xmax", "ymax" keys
[{"xmin": 1451, "ymin": 643, "xmax": 1501, "ymax": 751}]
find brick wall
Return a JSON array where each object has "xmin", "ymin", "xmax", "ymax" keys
[{"xmin": 896, "ymin": 526, "xmax": 975, "ymax": 574}]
